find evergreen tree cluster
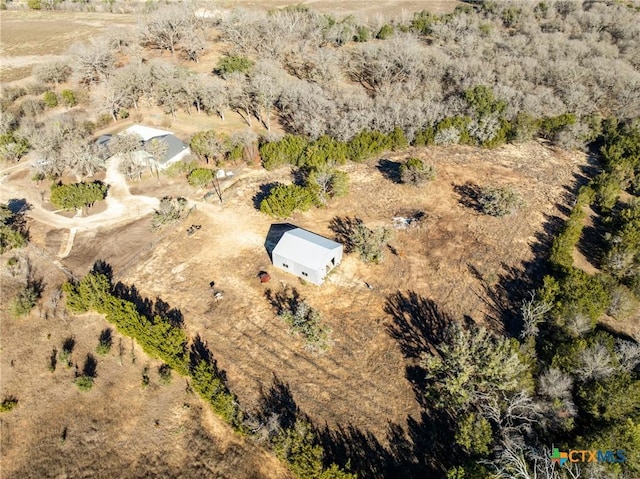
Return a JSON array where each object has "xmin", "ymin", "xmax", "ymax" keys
[{"xmin": 50, "ymin": 181, "xmax": 108, "ymax": 211}]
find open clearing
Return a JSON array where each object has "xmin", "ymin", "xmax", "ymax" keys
[{"xmin": 1, "ymin": 139, "xmax": 586, "ymax": 473}]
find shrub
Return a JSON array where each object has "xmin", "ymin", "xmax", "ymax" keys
[
  {"xmin": 354, "ymin": 26, "xmax": 370, "ymax": 42},
  {"xmin": 344, "ymin": 220, "xmax": 392, "ymax": 263},
  {"xmin": 96, "ymin": 330, "xmax": 112, "ymax": 356},
  {"xmin": 412, "ymin": 127, "xmax": 435, "ymax": 146},
  {"xmin": 75, "ymin": 375, "xmax": 94, "ymax": 391},
  {"xmin": 607, "ymin": 285, "xmax": 638, "ymax": 320},
  {"xmin": 215, "ymin": 55, "xmax": 254, "ymax": 76},
  {"xmin": 259, "ymin": 184, "xmax": 315, "ymax": 218},
  {"xmin": 376, "ymin": 24, "xmax": 394, "ymax": 39},
  {"xmin": 435, "ymin": 116, "xmax": 472, "ymax": 144},
  {"xmin": 400, "ymin": 158, "xmax": 436, "ymax": 186},
  {"xmin": 61, "ymin": 90, "xmax": 77, "ymax": 107},
  {"xmin": 43, "ymin": 91, "xmax": 58, "ymax": 108},
  {"xmin": 348, "ymin": 130, "xmax": 391, "ymax": 162},
  {"xmin": 0, "ymin": 132, "xmax": 30, "ymax": 162},
  {"xmin": 273, "ymin": 419, "xmax": 356, "ymax": 479},
  {"xmin": 306, "ymin": 167, "xmax": 349, "ymax": 205},
  {"xmin": 187, "ymin": 168, "xmax": 214, "ymax": 188},
  {"xmin": 0, "ymin": 397, "xmax": 18, "ymax": 412},
  {"xmin": 279, "ymin": 300, "xmax": 332, "ymax": 353},
  {"xmin": 11, "ymin": 284, "xmax": 40, "ymax": 317},
  {"xmin": 478, "ymin": 186, "xmax": 523, "ymax": 217},
  {"xmin": 50, "ymin": 181, "xmax": 108, "ymax": 211},
  {"xmin": 191, "ymin": 359, "xmax": 243, "ymax": 429},
  {"xmin": 260, "ymin": 135, "xmax": 308, "ymax": 170},
  {"xmin": 27, "ymin": 0, "xmax": 41, "ymax": 9},
  {"xmin": 151, "ymin": 197, "xmax": 188, "ymax": 229},
  {"xmin": 303, "ymin": 135, "xmax": 348, "ymax": 169},
  {"xmin": 158, "ymin": 364, "xmax": 172, "ymax": 385},
  {"xmin": 0, "ymin": 203, "xmax": 28, "ymax": 254}
]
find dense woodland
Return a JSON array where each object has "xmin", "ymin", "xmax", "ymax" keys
[{"xmin": 1, "ymin": 1, "xmax": 640, "ymax": 479}]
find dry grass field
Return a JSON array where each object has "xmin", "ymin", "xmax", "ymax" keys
[
  {"xmin": 2, "ymin": 2, "xmax": 608, "ymax": 477},
  {"xmin": 1, "ymin": 138, "xmax": 587, "ymax": 477}
]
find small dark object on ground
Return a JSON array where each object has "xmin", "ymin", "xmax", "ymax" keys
[
  {"xmin": 258, "ymin": 271, "xmax": 271, "ymax": 283},
  {"xmin": 186, "ymin": 224, "xmax": 202, "ymax": 235},
  {"xmin": 209, "ymin": 281, "xmax": 215, "ymax": 288}
]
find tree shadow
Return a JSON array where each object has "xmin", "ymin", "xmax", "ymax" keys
[
  {"xmin": 328, "ymin": 216, "xmax": 361, "ymax": 253},
  {"xmin": 188, "ymin": 334, "xmax": 228, "ymax": 385},
  {"xmin": 6, "ymin": 198, "xmax": 31, "ymax": 215},
  {"xmin": 377, "ymin": 159, "xmax": 402, "ymax": 183},
  {"xmin": 453, "ymin": 181, "xmax": 482, "ymax": 212},
  {"xmin": 264, "ymin": 223, "xmax": 297, "ymax": 261},
  {"xmin": 264, "ymin": 285, "xmax": 301, "ymax": 315},
  {"xmin": 82, "ymin": 353, "xmax": 98, "ymax": 378},
  {"xmin": 258, "ymin": 375, "xmax": 300, "ymax": 432},
  {"xmin": 253, "ymin": 182, "xmax": 280, "ymax": 210},
  {"xmin": 576, "ymin": 207, "xmax": 608, "ymax": 270},
  {"xmin": 62, "ymin": 336, "xmax": 76, "ymax": 354},
  {"xmin": 98, "ymin": 328, "xmax": 112, "ymax": 347},
  {"xmin": 113, "ymin": 281, "xmax": 184, "ymax": 328},
  {"xmin": 92, "ymin": 259, "xmax": 113, "ymax": 281},
  {"xmin": 384, "ymin": 291, "xmax": 449, "ymax": 359}
]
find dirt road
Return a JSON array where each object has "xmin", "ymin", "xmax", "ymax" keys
[{"xmin": 1, "ymin": 157, "xmax": 160, "ymax": 259}]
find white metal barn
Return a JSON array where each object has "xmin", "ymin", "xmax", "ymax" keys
[{"xmin": 272, "ymin": 228, "xmax": 343, "ymax": 285}]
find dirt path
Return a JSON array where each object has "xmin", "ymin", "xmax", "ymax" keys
[{"xmin": 0, "ymin": 157, "xmax": 160, "ymax": 235}]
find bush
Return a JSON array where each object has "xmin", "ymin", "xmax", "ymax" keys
[
  {"xmin": 75, "ymin": 375, "xmax": 94, "ymax": 392},
  {"xmin": 279, "ymin": 300, "xmax": 332, "ymax": 353},
  {"xmin": 27, "ymin": 0, "xmax": 41, "ymax": 9},
  {"xmin": 43, "ymin": 91, "xmax": 58, "ymax": 108},
  {"xmin": 158, "ymin": 364, "xmax": 172, "ymax": 385},
  {"xmin": 191, "ymin": 360, "xmax": 243, "ymax": 429},
  {"xmin": 50, "ymin": 181, "xmax": 108, "ymax": 211},
  {"xmin": 11, "ymin": 284, "xmax": 40, "ymax": 317},
  {"xmin": 344, "ymin": 219, "xmax": 392, "ymax": 263},
  {"xmin": 400, "ymin": 158, "xmax": 436, "ymax": 186},
  {"xmin": 354, "ymin": 26, "xmax": 370, "ymax": 42},
  {"xmin": 215, "ymin": 55, "xmax": 254, "ymax": 76},
  {"xmin": 187, "ymin": 168, "xmax": 214, "ymax": 188},
  {"xmin": 0, "ymin": 397, "xmax": 18, "ymax": 412},
  {"xmin": 96, "ymin": 329, "xmax": 112, "ymax": 356},
  {"xmin": 306, "ymin": 167, "xmax": 349, "ymax": 205},
  {"xmin": 478, "ymin": 185, "xmax": 523, "ymax": 217},
  {"xmin": 0, "ymin": 203, "xmax": 28, "ymax": 254},
  {"xmin": 260, "ymin": 135, "xmax": 308, "ymax": 170},
  {"xmin": 61, "ymin": 90, "xmax": 77, "ymax": 107},
  {"xmin": 151, "ymin": 196, "xmax": 188, "ymax": 229},
  {"xmin": 0, "ymin": 132, "xmax": 30, "ymax": 162},
  {"xmin": 607, "ymin": 285, "xmax": 638, "ymax": 320},
  {"xmin": 273, "ymin": 419, "xmax": 356, "ymax": 479},
  {"xmin": 348, "ymin": 130, "xmax": 391, "ymax": 162},
  {"xmin": 376, "ymin": 24, "xmax": 394, "ymax": 39},
  {"xmin": 259, "ymin": 184, "xmax": 315, "ymax": 218}
]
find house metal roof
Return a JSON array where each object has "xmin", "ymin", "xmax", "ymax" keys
[
  {"xmin": 124, "ymin": 125, "xmax": 173, "ymax": 142},
  {"xmin": 273, "ymin": 228, "xmax": 342, "ymax": 271},
  {"xmin": 155, "ymin": 134, "xmax": 188, "ymax": 164}
]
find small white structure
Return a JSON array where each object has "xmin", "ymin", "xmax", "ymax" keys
[{"xmin": 272, "ymin": 228, "xmax": 343, "ymax": 285}]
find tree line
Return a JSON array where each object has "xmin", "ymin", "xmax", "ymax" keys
[{"xmin": 62, "ymin": 269, "xmax": 355, "ymax": 479}]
